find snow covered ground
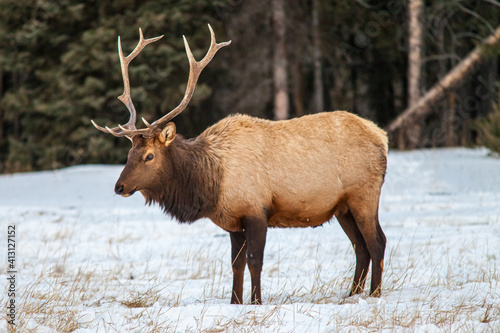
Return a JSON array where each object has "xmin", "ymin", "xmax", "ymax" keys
[{"xmin": 1, "ymin": 148, "xmax": 499, "ymax": 332}]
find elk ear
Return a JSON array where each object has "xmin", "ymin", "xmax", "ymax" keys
[{"xmin": 158, "ymin": 122, "xmax": 176, "ymax": 146}]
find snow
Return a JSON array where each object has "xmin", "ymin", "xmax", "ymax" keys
[{"xmin": 1, "ymin": 148, "xmax": 499, "ymax": 332}]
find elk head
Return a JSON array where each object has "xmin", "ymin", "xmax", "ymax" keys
[{"xmin": 91, "ymin": 25, "xmax": 230, "ymax": 197}]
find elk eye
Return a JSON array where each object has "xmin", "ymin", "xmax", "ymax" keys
[{"xmin": 145, "ymin": 154, "xmax": 154, "ymax": 162}]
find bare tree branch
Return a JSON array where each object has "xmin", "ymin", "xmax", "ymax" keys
[
  {"xmin": 387, "ymin": 25, "xmax": 500, "ymax": 134},
  {"xmin": 456, "ymin": 2, "xmax": 495, "ymax": 33}
]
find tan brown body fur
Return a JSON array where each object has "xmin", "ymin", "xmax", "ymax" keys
[{"xmin": 202, "ymin": 111, "xmax": 387, "ymax": 232}]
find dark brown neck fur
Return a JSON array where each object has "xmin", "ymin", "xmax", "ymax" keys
[{"xmin": 142, "ymin": 136, "xmax": 222, "ymax": 223}]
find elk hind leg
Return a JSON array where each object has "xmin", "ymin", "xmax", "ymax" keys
[
  {"xmin": 337, "ymin": 209, "xmax": 371, "ymax": 295},
  {"xmin": 349, "ymin": 202, "xmax": 386, "ymax": 297},
  {"xmin": 368, "ymin": 215, "xmax": 386, "ymax": 296}
]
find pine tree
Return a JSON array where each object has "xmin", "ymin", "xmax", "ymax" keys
[{"xmin": 0, "ymin": 0, "xmax": 228, "ymax": 172}]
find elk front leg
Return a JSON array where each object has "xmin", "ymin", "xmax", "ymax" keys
[
  {"xmin": 230, "ymin": 231, "xmax": 247, "ymax": 304},
  {"xmin": 243, "ymin": 216, "xmax": 267, "ymax": 305}
]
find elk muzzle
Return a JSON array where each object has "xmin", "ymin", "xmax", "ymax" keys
[
  {"xmin": 115, "ymin": 184, "xmax": 124, "ymax": 195},
  {"xmin": 114, "ymin": 180, "xmax": 136, "ymax": 197}
]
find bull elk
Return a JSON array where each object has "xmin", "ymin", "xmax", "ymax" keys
[{"xmin": 92, "ymin": 25, "xmax": 388, "ymax": 304}]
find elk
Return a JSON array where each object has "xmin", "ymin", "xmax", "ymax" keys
[{"xmin": 92, "ymin": 25, "xmax": 388, "ymax": 304}]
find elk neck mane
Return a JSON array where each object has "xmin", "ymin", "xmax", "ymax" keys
[{"xmin": 141, "ymin": 135, "xmax": 222, "ymax": 223}]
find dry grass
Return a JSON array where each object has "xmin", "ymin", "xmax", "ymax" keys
[
  {"xmin": 3, "ymin": 208, "xmax": 498, "ymax": 332},
  {"xmin": 5, "ymin": 245, "xmax": 498, "ymax": 333},
  {"xmin": 120, "ymin": 286, "xmax": 162, "ymax": 309}
]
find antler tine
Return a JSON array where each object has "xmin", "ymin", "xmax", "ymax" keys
[
  {"xmin": 117, "ymin": 29, "xmax": 164, "ymax": 130},
  {"xmin": 150, "ymin": 24, "xmax": 231, "ymax": 129},
  {"xmin": 91, "ymin": 29, "xmax": 163, "ymax": 137},
  {"xmin": 142, "ymin": 117, "xmax": 153, "ymax": 128}
]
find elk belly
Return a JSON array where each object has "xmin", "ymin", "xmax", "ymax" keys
[
  {"xmin": 267, "ymin": 209, "xmax": 335, "ymax": 228},
  {"xmin": 266, "ymin": 189, "xmax": 351, "ymax": 228}
]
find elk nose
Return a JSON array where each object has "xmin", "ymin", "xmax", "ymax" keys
[{"xmin": 115, "ymin": 184, "xmax": 124, "ymax": 195}]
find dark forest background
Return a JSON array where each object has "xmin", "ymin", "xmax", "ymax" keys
[{"xmin": 1, "ymin": 0, "xmax": 500, "ymax": 173}]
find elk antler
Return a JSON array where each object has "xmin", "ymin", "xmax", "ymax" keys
[
  {"xmin": 91, "ymin": 24, "xmax": 231, "ymax": 139},
  {"xmin": 91, "ymin": 28, "xmax": 163, "ymax": 140},
  {"xmin": 147, "ymin": 24, "xmax": 231, "ymax": 130}
]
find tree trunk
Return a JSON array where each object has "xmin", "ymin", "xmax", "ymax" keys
[
  {"xmin": 351, "ymin": 66, "xmax": 358, "ymax": 114},
  {"xmin": 272, "ymin": 0, "xmax": 289, "ymax": 120},
  {"xmin": 0, "ymin": 67, "xmax": 3, "ymax": 141},
  {"xmin": 477, "ymin": 58, "xmax": 497, "ymax": 118},
  {"xmin": 404, "ymin": 0, "xmax": 423, "ymax": 149},
  {"xmin": 12, "ymin": 71, "xmax": 20, "ymax": 138},
  {"xmin": 444, "ymin": 92, "xmax": 456, "ymax": 146},
  {"xmin": 388, "ymin": 25, "xmax": 500, "ymax": 134},
  {"xmin": 312, "ymin": 0, "xmax": 324, "ymax": 114},
  {"xmin": 292, "ymin": 61, "xmax": 306, "ymax": 116},
  {"xmin": 440, "ymin": 18, "xmax": 457, "ymax": 147}
]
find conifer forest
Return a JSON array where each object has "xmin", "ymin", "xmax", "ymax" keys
[{"xmin": 1, "ymin": 0, "xmax": 500, "ymax": 173}]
